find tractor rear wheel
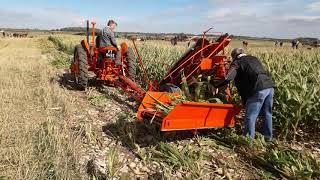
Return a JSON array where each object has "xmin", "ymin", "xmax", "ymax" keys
[
  {"xmin": 126, "ymin": 47, "xmax": 138, "ymax": 80},
  {"xmin": 73, "ymin": 44, "xmax": 89, "ymax": 90}
]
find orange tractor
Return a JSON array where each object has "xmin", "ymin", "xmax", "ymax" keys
[
  {"xmin": 70, "ymin": 21, "xmax": 241, "ymax": 131},
  {"xmin": 70, "ymin": 21, "xmax": 136, "ymax": 88}
]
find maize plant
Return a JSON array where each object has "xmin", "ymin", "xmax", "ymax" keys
[{"xmin": 132, "ymin": 42, "xmax": 186, "ymax": 84}]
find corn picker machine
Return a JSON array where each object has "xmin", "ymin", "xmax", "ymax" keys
[{"xmin": 70, "ymin": 21, "xmax": 241, "ymax": 132}]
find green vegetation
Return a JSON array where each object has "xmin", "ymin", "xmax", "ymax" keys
[
  {"xmin": 210, "ymin": 130, "xmax": 320, "ymax": 179},
  {"xmin": 48, "ymin": 35, "xmax": 74, "ymax": 55}
]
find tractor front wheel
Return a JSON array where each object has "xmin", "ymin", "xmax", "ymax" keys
[{"xmin": 73, "ymin": 44, "xmax": 89, "ymax": 90}]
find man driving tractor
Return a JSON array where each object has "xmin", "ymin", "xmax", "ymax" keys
[
  {"xmin": 96, "ymin": 19, "xmax": 121, "ymax": 67},
  {"xmin": 215, "ymin": 48, "xmax": 275, "ymax": 142}
]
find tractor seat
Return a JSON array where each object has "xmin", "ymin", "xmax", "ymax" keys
[
  {"xmin": 95, "ymin": 34, "xmax": 118, "ymax": 52},
  {"xmin": 97, "ymin": 46, "xmax": 118, "ymax": 53}
]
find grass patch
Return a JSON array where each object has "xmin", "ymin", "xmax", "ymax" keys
[
  {"xmin": 0, "ymin": 38, "xmax": 88, "ymax": 179},
  {"xmin": 106, "ymin": 146, "xmax": 119, "ymax": 179},
  {"xmin": 150, "ymin": 142, "xmax": 208, "ymax": 178},
  {"xmin": 49, "ymin": 55, "xmax": 71, "ymax": 68},
  {"xmin": 209, "ymin": 129, "xmax": 320, "ymax": 179},
  {"xmin": 48, "ymin": 36, "xmax": 74, "ymax": 55},
  {"xmin": 87, "ymin": 94, "xmax": 109, "ymax": 106}
]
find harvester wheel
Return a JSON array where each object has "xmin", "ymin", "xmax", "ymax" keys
[
  {"xmin": 126, "ymin": 47, "xmax": 138, "ymax": 79},
  {"xmin": 73, "ymin": 44, "xmax": 89, "ymax": 90}
]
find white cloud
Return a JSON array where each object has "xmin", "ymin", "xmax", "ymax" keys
[
  {"xmin": 0, "ymin": 7, "xmax": 87, "ymax": 29},
  {"xmin": 285, "ymin": 15, "xmax": 320, "ymax": 22},
  {"xmin": 306, "ymin": 1, "xmax": 320, "ymax": 12},
  {"xmin": 205, "ymin": 6, "xmax": 261, "ymax": 27},
  {"xmin": 207, "ymin": 7, "xmax": 254, "ymax": 20},
  {"xmin": 207, "ymin": 0, "xmax": 242, "ymax": 5},
  {"xmin": 200, "ymin": 1, "xmax": 320, "ymax": 39},
  {"xmin": 207, "ymin": 8, "xmax": 233, "ymax": 19}
]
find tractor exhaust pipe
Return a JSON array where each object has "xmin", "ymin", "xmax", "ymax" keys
[{"xmin": 86, "ymin": 20, "xmax": 89, "ymax": 43}]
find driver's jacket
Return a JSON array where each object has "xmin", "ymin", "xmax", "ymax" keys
[{"xmin": 96, "ymin": 26, "xmax": 118, "ymax": 50}]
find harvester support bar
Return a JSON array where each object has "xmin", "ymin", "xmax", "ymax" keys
[
  {"xmin": 184, "ymin": 36, "xmax": 231, "ymax": 81},
  {"xmin": 132, "ymin": 39, "xmax": 150, "ymax": 85},
  {"xmin": 91, "ymin": 22, "xmax": 96, "ymax": 48},
  {"xmin": 117, "ymin": 75, "xmax": 146, "ymax": 102},
  {"xmin": 161, "ymin": 34, "xmax": 231, "ymax": 85},
  {"xmin": 207, "ymin": 35, "xmax": 230, "ymax": 59},
  {"xmin": 161, "ymin": 43, "xmax": 217, "ymax": 82}
]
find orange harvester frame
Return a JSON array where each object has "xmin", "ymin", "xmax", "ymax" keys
[{"xmin": 71, "ymin": 21, "xmax": 241, "ymax": 131}]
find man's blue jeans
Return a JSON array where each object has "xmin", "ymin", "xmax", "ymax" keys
[{"xmin": 245, "ymin": 88, "xmax": 274, "ymax": 141}]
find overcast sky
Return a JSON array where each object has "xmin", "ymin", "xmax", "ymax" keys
[{"xmin": 0, "ymin": 0, "xmax": 319, "ymax": 38}]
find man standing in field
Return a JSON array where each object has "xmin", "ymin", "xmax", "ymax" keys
[
  {"xmin": 96, "ymin": 19, "xmax": 121, "ymax": 67},
  {"xmin": 214, "ymin": 48, "xmax": 275, "ymax": 142}
]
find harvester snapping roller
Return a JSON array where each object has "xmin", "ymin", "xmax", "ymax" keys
[{"xmin": 70, "ymin": 20, "xmax": 241, "ymax": 131}]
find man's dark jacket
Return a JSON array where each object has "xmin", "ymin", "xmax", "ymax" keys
[{"xmin": 216, "ymin": 55, "xmax": 275, "ymax": 104}]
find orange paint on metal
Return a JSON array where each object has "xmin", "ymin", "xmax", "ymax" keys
[
  {"xmin": 137, "ymin": 91, "xmax": 176, "ymax": 121},
  {"xmin": 117, "ymin": 75, "xmax": 146, "ymax": 102},
  {"xmin": 91, "ymin": 21, "xmax": 96, "ymax": 47},
  {"xmin": 200, "ymin": 58, "xmax": 213, "ymax": 70},
  {"xmin": 207, "ymin": 36, "xmax": 231, "ymax": 59},
  {"xmin": 79, "ymin": 39, "xmax": 90, "ymax": 57},
  {"xmin": 137, "ymin": 92, "xmax": 241, "ymax": 131},
  {"xmin": 161, "ymin": 102, "xmax": 241, "ymax": 131},
  {"xmin": 161, "ymin": 33, "xmax": 231, "ymax": 86},
  {"xmin": 161, "ymin": 42, "xmax": 216, "ymax": 83},
  {"xmin": 120, "ymin": 42, "xmax": 128, "ymax": 55},
  {"xmin": 97, "ymin": 46, "xmax": 117, "ymax": 52},
  {"xmin": 212, "ymin": 56, "xmax": 227, "ymax": 78},
  {"xmin": 70, "ymin": 63, "xmax": 78, "ymax": 74}
]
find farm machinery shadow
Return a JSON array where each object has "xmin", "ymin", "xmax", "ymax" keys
[
  {"xmin": 102, "ymin": 118, "xmax": 197, "ymax": 150},
  {"xmin": 57, "ymin": 72, "xmax": 86, "ymax": 91},
  {"xmin": 101, "ymin": 116, "xmax": 247, "ymax": 151},
  {"xmin": 58, "ymin": 72, "xmax": 137, "ymax": 111},
  {"xmin": 56, "ymin": 71, "xmax": 106, "ymax": 91}
]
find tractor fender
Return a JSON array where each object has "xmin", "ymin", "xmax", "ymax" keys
[{"xmin": 120, "ymin": 42, "xmax": 129, "ymax": 55}]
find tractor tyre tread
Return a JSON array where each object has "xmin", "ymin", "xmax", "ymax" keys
[
  {"xmin": 74, "ymin": 44, "xmax": 89, "ymax": 90},
  {"xmin": 126, "ymin": 47, "xmax": 138, "ymax": 80}
]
